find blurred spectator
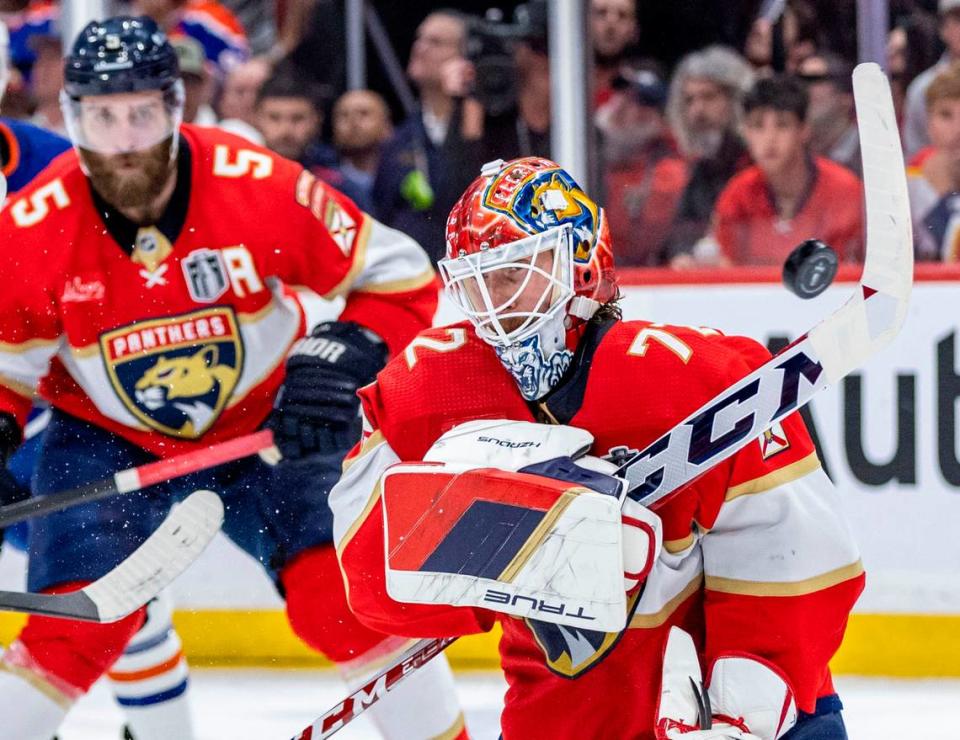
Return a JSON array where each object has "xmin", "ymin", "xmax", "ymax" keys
[
  {"xmin": 221, "ymin": 0, "xmax": 277, "ymax": 56},
  {"xmin": 904, "ymin": 0, "xmax": 960, "ymax": 158},
  {"xmin": 887, "ymin": 10, "xmax": 941, "ymax": 125},
  {"xmin": 591, "ymin": 0, "xmax": 639, "ymax": 107},
  {"xmin": 908, "ymin": 63, "xmax": 960, "ymax": 261},
  {"xmin": 782, "ymin": 0, "xmax": 820, "ymax": 72},
  {"xmin": 474, "ymin": 33, "xmax": 551, "ymax": 162},
  {"xmin": 743, "ymin": 15, "xmax": 775, "ymax": 75},
  {"xmin": 317, "ymin": 89, "xmax": 392, "ymax": 212},
  {"xmin": 4, "ymin": 0, "xmax": 55, "ymax": 77},
  {"xmin": 373, "ymin": 10, "xmax": 476, "ymax": 263},
  {"xmin": 798, "ymin": 51, "xmax": 860, "ymax": 176},
  {"xmin": 663, "ymin": 45, "xmax": 754, "ymax": 266},
  {"xmin": 26, "ymin": 30, "xmax": 61, "ymax": 133},
  {"xmin": 128, "ymin": 0, "xmax": 249, "ymax": 76},
  {"xmin": 710, "ymin": 75, "xmax": 863, "ymax": 266},
  {"xmin": 255, "ymin": 67, "xmax": 333, "ymax": 168},
  {"xmin": 171, "ymin": 35, "xmax": 213, "ymax": 124},
  {"xmin": 596, "ymin": 67, "xmax": 687, "ymax": 265},
  {"xmin": 216, "ymin": 56, "xmax": 270, "ymax": 142},
  {"xmin": 6, "ymin": 1, "xmax": 248, "ymax": 81}
]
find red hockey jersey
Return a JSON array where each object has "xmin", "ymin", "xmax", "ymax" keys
[
  {"xmin": 0, "ymin": 124, "xmax": 438, "ymax": 456},
  {"xmin": 331, "ymin": 320, "xmax": 864, "ymax": 739}
]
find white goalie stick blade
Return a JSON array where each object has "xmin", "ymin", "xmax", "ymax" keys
[
  {"xmin": 0, "ymin": 490, "xmax": 224, "ymax": 622},
  {"xmin": 295, "ymin": 63, "xmax": 913, "ymax": 740},
  {"xmin": 615, "ymin": 62, "xmax": 913, "ymax": 510}
]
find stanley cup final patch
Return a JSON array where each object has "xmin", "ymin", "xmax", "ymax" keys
[{"xmin": 100, "ymin": 307, "xmax": 244, "ymax": 438}]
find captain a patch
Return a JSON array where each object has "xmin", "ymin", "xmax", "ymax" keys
[
  {"xmin": 760, "ymin": 421, "xmax": 791, "ymax": 460},
  {"xmin": 100, "ymin": 307, "xmax": 244, "ymax": 439}
]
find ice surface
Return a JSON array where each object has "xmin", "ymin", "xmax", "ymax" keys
[{"xmin": 54, "ymin": 669, "xmax": 960, "ymax": 739}]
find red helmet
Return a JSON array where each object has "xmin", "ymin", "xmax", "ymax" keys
[{"xmin": 441, "ymin": 158, "xmax": 617, "ymax": 348}]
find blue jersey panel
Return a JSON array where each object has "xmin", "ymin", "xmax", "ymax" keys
[{"xmin": 1, "ymin": 118, "xmax": 70, "ymax": 194}]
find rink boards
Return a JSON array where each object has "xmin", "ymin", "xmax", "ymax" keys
[{"xmin": 2, "ymin": 265, "xmax": 959, "ymax": 676}]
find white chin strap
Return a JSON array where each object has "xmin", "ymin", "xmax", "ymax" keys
[{"xmin": 569, "ymin": 295, "xmax": 601, "ymax": 321}]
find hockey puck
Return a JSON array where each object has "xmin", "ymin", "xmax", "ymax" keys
[{"xmin": 782, "ymin": 239, "xmax": 838, "ymax": 299}]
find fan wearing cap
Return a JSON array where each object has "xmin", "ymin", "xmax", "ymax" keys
[
  {"xmin": 0, "ymin": 16, "xmax": 467, "ymax": 740},
  {"xmin": 330, "ymin": 156, "xmax": 863, "ymax": 739}
]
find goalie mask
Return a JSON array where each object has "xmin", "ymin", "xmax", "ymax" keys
[{"xmin": 439, "ymin": 157, "xmax": 617, "ymax": 401}]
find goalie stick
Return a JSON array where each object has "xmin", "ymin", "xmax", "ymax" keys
[
  {"xmin": 0, "ymin": 489, "xmax": 223, "ymax": 622},
  {"xmin": 0, "ymin": 429, "xmax": 273, "ymax": 528},
  {"xmin": 290, "ymin": 62, "xmax": 912, "ymax": 740}
]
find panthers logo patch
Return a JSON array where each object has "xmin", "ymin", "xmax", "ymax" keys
[{"xmin": 100, "ymin": 307, "xmax": 244, "ymax": 439}]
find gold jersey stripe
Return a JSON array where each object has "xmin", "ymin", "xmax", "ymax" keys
[
  {"xmin": 628, "ymin": 573, "xmax": 703, "ymax": 629},
  {"xmin": 353, "ymin": 267, "xmax": 437, "ymax": 295},
  {"xmin": 0, "ymin": 373, "xmax": 35, "ymax": 399},
  {"xmin": 705, "ymin": 559, "xmax": 864, "ymax": 597},
  {"xmin": 0, "ymin": 337, "xmax": 59, "ymax": 354},
  {"xmin": 432, "ymin": 713, "xmax": 467, "ymax": 740},
  {"xmin": 724, "ymin": 451, "xmax": 821, "ymax": 501},
  {"xmin": 336, "ymin": 477, "xmax": 383, "ymax": 560},
  {"xmin": 0, "ymin": 660, "xmax": 72, "ymax": 710},
  {"xmin": 341, "ymin": 429, "xmax": 385, "ymax": 474},
  {"xmin": 664, "ymin": 532, "xmax": 696, "ymax": 554}
]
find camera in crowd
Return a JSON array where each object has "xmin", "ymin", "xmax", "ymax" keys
[{"xmin": 465, "ymin": 1, "xmax": 547, "ymax": 116}]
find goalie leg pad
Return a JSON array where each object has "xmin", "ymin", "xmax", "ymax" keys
[{"xmin": 381, "ymin": 460, "xmax": 630, "ymax": 632}]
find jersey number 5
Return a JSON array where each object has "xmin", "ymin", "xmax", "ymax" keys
[
  {"xmin": 213, "ymin": 146, "xmax": 273, "ymax": 179},
  {"xmin": 11, "ymin": 180, "xmax": 70, "ymax": 227}
]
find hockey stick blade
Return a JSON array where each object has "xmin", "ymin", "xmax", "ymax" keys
[
  {"xmin": 293, "ymin": 63, "xmax": 913, "ymax": 740},
  {"xmin": 290, "ymin": 637, "xmax": 456, "ymax": 740},
  {"xmin": 0, "ymin": 429, "xmax": 272, "ymax": 528},
  {"xmin": 615, "ymin": 62, "xmax": 912, "ymax": 510},
  {"xmin": 0, "ymin": 489, "xmax": 224, "ymax": 622}
]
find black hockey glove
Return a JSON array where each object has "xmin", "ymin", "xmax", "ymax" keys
[
  {"xmin": 268, "ymin": 321, "xmax": 389, "ymax": 461},
  {"xmin": 0, "ymin": 413, "xmax": 28, "ymax": 551}
]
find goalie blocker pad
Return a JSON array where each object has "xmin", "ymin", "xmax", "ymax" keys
[{"xmin": 381, "ymin": 458, "xmax": 632, "ymax": 632}]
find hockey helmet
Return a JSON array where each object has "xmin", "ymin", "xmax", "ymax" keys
[
  {"xmin": 439, "ymin": 157, "xmax": 617, "ymax": 400},
  {"xmin": 60, "ymin": 16, "xmax": 184, "ymax": 154},
  {"xmin": 440, "ymin": 157, "xmax": 616, "ymax": 344}
]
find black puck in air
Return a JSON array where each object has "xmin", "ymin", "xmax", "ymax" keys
[{"xmin": 782, "ymin": 239, "xmax": 838, "ymax": 299}]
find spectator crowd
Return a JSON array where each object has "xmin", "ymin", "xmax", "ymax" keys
[{"xmin": 2, "ymin": 0, "xmax": 959, "ymax": 267}]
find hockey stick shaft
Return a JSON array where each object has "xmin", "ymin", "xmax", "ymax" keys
[
  {"xmin": 0, "ymin": 489, "xmax": 224, "ymax": 622},
  {"xmin": 0, "ymin": 429, "xmax": 273, "ymax": 528},
  {"xmin": 295, "ymin": 62, "xmax": 912, "ymax": 740},
  {"xmin": 291, "ymin": 637, "xmax": 456, "ymax": 740}
]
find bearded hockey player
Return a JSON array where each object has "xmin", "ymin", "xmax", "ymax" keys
[
  {"xmin": 0, "ymin": 17, "xmax": 465, "ymax": 740},
  {"xmin": 331, "ymin": 156, "xmax": 864, "ymax": 739},
  {"xmin": 0, "ymin": 20, "xmax": 202, "ymax": 740}
]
